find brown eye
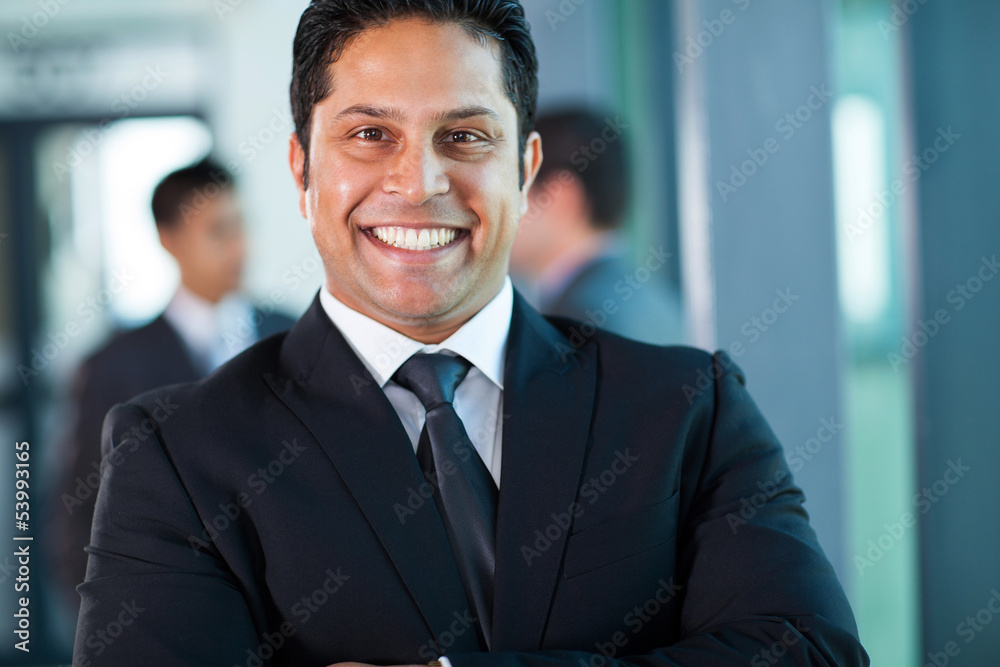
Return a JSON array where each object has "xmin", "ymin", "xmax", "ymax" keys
[
  {"xmin": 446, "ymin": 131, "xmax": 479, "ymax": 143},
  {"xmin": 358, "ymin": 128, "xmax": 385, "ymax": 141}
]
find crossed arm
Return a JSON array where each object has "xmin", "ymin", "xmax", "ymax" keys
[{"xmin": 75, "ymin": 352, "xmax": 868, "ymax": 666}]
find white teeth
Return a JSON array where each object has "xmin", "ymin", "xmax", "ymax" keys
[{"xmin": 370, "ymin": 226, "xmax": 460, "ymax": 250}]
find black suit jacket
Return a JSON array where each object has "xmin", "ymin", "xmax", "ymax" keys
[
  {"xmin": 48, "ymin": 308, "xmax": 295, "ymax": 609},
  {"xmin": 74, "ymin": 291, "xmax": 867, "ymax": 666}
]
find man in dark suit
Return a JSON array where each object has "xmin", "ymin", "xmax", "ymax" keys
[
  {"xmin": 74, "ymin": 2, "xmax": 868, "ymax": 665},
  {"xmin": 48, "ymin": 159, "xmax": 295, "ymax": 615},
  {"xmin": 510, "ymin": 109, "xmax": 684, "ymax": 346}
]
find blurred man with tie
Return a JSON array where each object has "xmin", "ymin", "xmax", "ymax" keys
[
  {"xmin": 74, "ymin": 1, "xmax": 868, "ymax": 665},
  {"xmin": 48, "ymin": 158, "xmax": 294, "ymax": 615}
]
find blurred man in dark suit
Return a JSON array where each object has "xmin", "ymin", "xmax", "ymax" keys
[
  {"xmin": 47, "ymin": 158, "xmax": 295, "ymax": 613},
  {"xmin": 510, "ymin": 108, "xmax": 684, "ymax": 346},
  {"xmin": 74, "ymin": 2, "xmax": 867, "ymax": 665}
]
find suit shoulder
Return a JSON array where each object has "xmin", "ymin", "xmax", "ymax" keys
[
  {"xmin": 126, "ymin": 330, "xmax": 288, "ymax": 410},
  {"xmin": 83, "ymin": 317, "xmax": 170, "ymax": 367}
]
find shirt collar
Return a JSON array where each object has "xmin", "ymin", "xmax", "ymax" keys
[
  {"xmin": 164, "ymin": 284, "xmax": 219, "ymax": 355},
  {"xmin": 164, "ymin": 285, "xmax": 254, "ymax": 355},
  {"xmin": 319, "ymin": 276, "xmax": 512, "ymax": 390}
]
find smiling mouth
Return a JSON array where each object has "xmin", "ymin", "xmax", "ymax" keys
[{"xmin": 366, "ymin": 226, "xmax": 465, "ymax": 251}]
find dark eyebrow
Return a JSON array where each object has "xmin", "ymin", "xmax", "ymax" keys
[
  {"xmin": 432, "ymin": 105, "xmax": 503, "ymax": 125},
  {"xmin": 333, "ymin": 104, "xmax": 502, "ymax": 125},
  {"xmin": 334, "ymin": 104, "xmax": 406, "ymax": 124}
]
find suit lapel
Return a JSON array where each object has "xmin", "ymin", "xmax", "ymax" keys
[
  {"xmin": 152, "ymin": 315, "xmax": 202, "ymax": 380},
  {"xmin": 491, "ymin": 291, "xmax": 598, "ymax": 651},
  {"xmin": 264, "ymin": 295, "xmax": 480, "ymax": 653}
]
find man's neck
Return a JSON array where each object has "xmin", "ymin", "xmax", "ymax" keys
[{"xmin": 179, "ymin": 279, "xmax": 224, "ymax": 305}]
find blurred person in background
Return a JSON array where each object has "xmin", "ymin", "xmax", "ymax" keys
[
  {"xmin": 45, "ymin": 157, "xmax": 295, "ymax": 615},
  {"xmin": 509, "ymin": 108, "xmax": 684, "ymax": 346}
]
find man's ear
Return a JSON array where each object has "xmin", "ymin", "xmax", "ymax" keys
[
  {"xmin": 289, "ymin": 133, "xmax": 308, "ymax": 219},
  {"xmin": 519, "ymin": 130, "xmax": 543, "ymax": 218}
]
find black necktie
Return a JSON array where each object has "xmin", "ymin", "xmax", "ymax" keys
[{"xmin": 392, "ymin": 353, "xmax": 497, "ymax": 650}]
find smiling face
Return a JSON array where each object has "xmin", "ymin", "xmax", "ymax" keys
[{"xmin": 289, "ymin": 18, "xmax": 542, "ymax": 343}]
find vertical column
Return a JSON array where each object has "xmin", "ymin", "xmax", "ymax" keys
[
  {"xmin": 675, "ymin": 0, "xmax": 848, "ymax": 582},
  {"xmin": 909, "ymin": 3, "xmax": 1000, "ymax": 664},
  {"xmin": 522, "ymin": 0, "xmax": 618, "ymax": 110}
]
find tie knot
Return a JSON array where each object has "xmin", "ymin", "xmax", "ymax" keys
[{"xmin": 393, "ymin": 353, "xmax": 472, "ymax": 411}]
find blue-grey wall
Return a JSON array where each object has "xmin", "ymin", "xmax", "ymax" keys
[
  {"xmin": 675, "ymin": 0, "xmax": 849, "ymax": 585},
  {"xmin": 911, "ymin": 3, "xmax": 1000, "ymax": 664}
]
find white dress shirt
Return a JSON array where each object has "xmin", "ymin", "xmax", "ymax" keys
[
  {"xmin": 163, "ymin": 285, "xmax": 258, "ymax": 373},
  {"xmin": 319, "ymin": 277, "xmax": 512, "ymax": 488}
]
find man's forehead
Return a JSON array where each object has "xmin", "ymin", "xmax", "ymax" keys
[{"xmin": 321, "ymin": 19, "xmax": 509, "ymax": 105}]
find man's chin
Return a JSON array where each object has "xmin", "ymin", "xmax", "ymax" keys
[{"xmin": 377, "ymin": 293, "xmax": 458, "ymax": 324}]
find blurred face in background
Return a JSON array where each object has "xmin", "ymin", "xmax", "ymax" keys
[
  {"xmin": 289, "ymin": 18, "xmax": 542, "ymax": 342},
  {"xmin": 158, "ymin": 188, "xmax": 246, "ymax": 303},
  {"xmin": 510, "ymin": 170, "xmax": 589, "ymax": 279}
]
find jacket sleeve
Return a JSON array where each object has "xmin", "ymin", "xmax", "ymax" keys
[
  {"xmin": 73, "ymin": 402, "xmax": 261, "ymax": 667},
  {"xmin": 47, "ymin": 356, "xmax": 112, "ymax": 605},
  {"xmin": 446, "ymin": 351, "xmax": 869, "ymax": 667}
]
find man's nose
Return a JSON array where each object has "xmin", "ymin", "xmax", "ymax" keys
[{"xmin": 383, "ymin": 141, "xmax": 450, "ymax": 205}]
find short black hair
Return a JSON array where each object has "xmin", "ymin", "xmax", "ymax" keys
[
  {"xmin": 151, "ymin": 158, "xmax": 235, "ymax": 229},
  {"xmin": 533, "ymin": 108, "xmax": 630, "ymax": 230},
  {"xmin": 290, "ymin": 0, "xmax": 538, "ymax": 187}
]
